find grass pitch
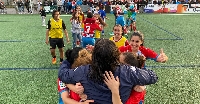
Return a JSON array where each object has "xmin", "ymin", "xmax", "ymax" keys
[{"xmin": 0, "ymin": 13, "xmax": 200, "ymax": 104}]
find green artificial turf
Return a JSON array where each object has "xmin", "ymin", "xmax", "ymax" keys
[{"xmin": 0, "ymin": 13, "xmax": 200, "ymax": 104}]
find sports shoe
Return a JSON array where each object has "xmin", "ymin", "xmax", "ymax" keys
[
  {"xmin": 52, "ymin": 58, "xmax": 56, "ymax": 64},
  {"xmin": 109, "ymin": 32, "xmax": 114, "ymax": 35}
]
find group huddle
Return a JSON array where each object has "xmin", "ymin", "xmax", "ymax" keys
[
  {"xmin": 58, "ymin": 38, "xmax": 165, "ymax": 104},
  {"xmin": 44, "ymin": 3, "xmax": 168, "ymax": 104}
]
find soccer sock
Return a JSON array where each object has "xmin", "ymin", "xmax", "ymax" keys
[
  {"xmin": 133, "ymin": 26, "xmax": 136, "ymax": 31},
  {"xmin": 53, "ymin": 56, "xmax": 56, "ymax": 58},
  {"xmin": 130, "ymin": 24, "xmax": 132, "ymax": 31},
  {"xmin": 102, "ymin": 30, "xmax": 104, "ymax": 35},
  {"xmin": 60, "ymin": 58, "xmax": 63, "ymax": 62},
  {"xmin": 77, "ymin": 41, "xmax": 80, "ymax": 45}
]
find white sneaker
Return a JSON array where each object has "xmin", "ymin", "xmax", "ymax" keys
[{"xmin": 42, "ymin": 25, "xmax": 46, "ymax": 26}]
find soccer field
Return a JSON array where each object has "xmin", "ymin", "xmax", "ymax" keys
[{"xmin": 0, "ymin": 13, "xmax": 200, "ymax": 104}]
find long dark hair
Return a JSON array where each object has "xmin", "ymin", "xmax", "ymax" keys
[
  {"xmin": 89, "ymin": 39, "xmax": 120, "ymax": 83},
  {"xmin": 130, "ymin": 31, "xmax": 144, "ymax": 46},
  {"xmin": 65, "ymin": 47, "xmax": 83, "ymax": 65},
  {"xmin": 71, "ymin": 11, "xmax": 80, "ymax": 23}
]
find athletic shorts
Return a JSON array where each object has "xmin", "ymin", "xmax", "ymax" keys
[{"xmin": 49, "ymin": 38, "xmax": 64, "ymax": 49}]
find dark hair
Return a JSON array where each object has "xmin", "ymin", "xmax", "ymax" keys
[
  {"xmin": 52, "ymin": 10, "xmax": 59, "ymax": 17},
  {"xmin": 113, "ymin": 24, "xmax": 122, "ymax": 30},
  {"xmin": 71, "ymin": 11, "xmax": 80, "ymax": 23},
  {"xmin": 122, "ymin": 52, "xmax": 146, "ymax": 68},
  {"xmin": 87, "ymin": 12, "xmax": 93, "ymax": 18},
  {"xmin": 89, "ymin": 39, "xmax": 120, "ymax": 83},
  {"xmin": 130, "ymin": 31, "xmax": 144, "ymax": 46},
  {"xmin": 65, "ymin": 47, "xmax": 83, "ymax": 65},
  {"xmin": 99, "ymin": 5, "xmax": 105, "ymax": 10}
]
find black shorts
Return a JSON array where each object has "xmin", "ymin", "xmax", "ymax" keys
[{"xmin": 49, "ymin": 38, "xmax": 64, "ymax": 49}]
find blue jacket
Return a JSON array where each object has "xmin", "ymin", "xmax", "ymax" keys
[{"xmin": 58, "ymin": 60, "xmax": 158, "ymax": 104}]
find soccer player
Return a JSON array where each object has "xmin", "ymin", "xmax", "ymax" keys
[
  {"xmin": 119, "ymin": 31, "xmax": 168, "ymax": 63},
  {"xmin": 39, "ymin": 6, "xmax": 46, "ymax": 26},
  {"xmin": 98, "ymin": 6, "xmax": 109, "ymax": 36},
  {"xmin": 58, "ymin": 38, "xmax": 158, "ymax": 104},
  {"xmin": 109, "ymin": 24, "xmax": 129, "ymax": 48},
  {"xmin": 129, "ymin": 3, "xmax": 137, "ymax": 31},
  {"xmin": 82, "ymin": 12, "xmax": 102, "ymax": 48},
  {"xmin": 58, "ymin": 47, "xmax": 93, "ymax": 104},
  {"xmin": 116, "ymin": 8, "xmax": 127, "ymax": 36},
  {"xmin": 93, "ymin": 13, "xmax": 106, "ymax": 40},
  {"xmin": 45, "ymin": 10, "xmax": 70, "ymax": 64}
]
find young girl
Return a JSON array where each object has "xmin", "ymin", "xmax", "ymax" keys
[
  {"xmin": 82, "ymin": 12, "xmax": 102, "ymax": 48},
  {"xmin": 70, "ymin": 6, "xmax": 85, "ymax": 46},
  {"xmin": 115, "ymin": 8, "xmax": 128, "ymax": 36},
  {"xmin": 93, "ymin": 13, "xmax": 106, "ymax": 40},
  {"xmin": 120, "ymin": 52, "xmax": 146, "ymax": 104},
  {"xmin": 109, "ymin": 24, "xmax": 129, "ymax": 48},
  {"xmin": 71, "ymin": 11, "xmax": 83, "ymax": 48},
  {"xmin": 93, "ymin": 6, "xmax": 99, "ymax": 14},
  {"xmin": 98, "ymin": 6, "xmax": 109, "ymax": 36},
  {"xmin": 104, "ymin": 52, "xmax": 147, "ymax": 104},
  {"xmin": 76, "ymin": 6, "xmax": 85, "ymax": 30},
  {"xmin": 39, "ymin": 6, "xmax": 46, "ymax": 26},
  {"xmin": 119, "ymin": 31, "xmax": 168, "ymax": 63},
  {"xmin": 58, "ymin": 47, "xmax": 93, "ymax": 104},
  {"xmin": 129, "ymin": 3, "xmax": 137, "ymax": 31}
]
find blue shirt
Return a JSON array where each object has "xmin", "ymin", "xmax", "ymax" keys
[
  {"xmin": 58, "ymin": 60, "xmax": 158, "ymax": 104},
  {"xmin": 99, "ymin": 10, "xmax": 106, "ymax": 19},
  {"xmin": 116, "ymin": 15, "xmax": 126, "ymax": 27},
  {"xmin": 130, "ymin": 5, "xmax": 134, "ymax": 10},
  {"xmin": 76, "ymin": 0, "xmax": 82, "ymax": 5}
]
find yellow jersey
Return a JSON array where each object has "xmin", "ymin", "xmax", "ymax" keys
[
  {"xmin": 109, "ymin": 36, "xmax": 128, "ymax": 48},
  {"xmin": 49, "ymin": 18, "xmax": 63, "ymax": 38},
  {"xmin": 78, "ymin": 14, "xmax": 84, "ymax": 29},
  {"xmin": 94, "ymin": 30, "xmax": 101, "ymax": 39}
]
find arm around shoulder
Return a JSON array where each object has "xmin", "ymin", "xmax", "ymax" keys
[
  {"xmin": 128, "ymin": 66, "xmax": 158, "ymax": 85},
  {"xmin": 58, "ymin": 60, "xmax": 87, "ymax": 85}
]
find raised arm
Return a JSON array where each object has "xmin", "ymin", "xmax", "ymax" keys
[{"xmin": 139, "ymin": 46, "xmax": 158, "ymax": 61}]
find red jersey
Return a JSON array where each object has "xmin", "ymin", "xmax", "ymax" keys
[
  {"xmin": 119, "ymin": 45, "xmax": 158, "ymax": 60},
  {"xmin": 116, "ymin": 6, "xmax": 122, "ymax": 14},
  {"xmin": 57, "ymin": 78, "xmax": 80, "ymax": 102},
  {"xmin": 70, "ymin": 90, "xmax": 81, "ymax": 101},
  {"xmin": 126, "ymin": 90, "xmax": 146, "ymax": 104},
  {"xmin": 83, "ymin": 18, "xmax": 102, "ymax": 37},
  {"xmin": 72, "ymin": 1, "xmax": 76, "ymax": 6}
]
